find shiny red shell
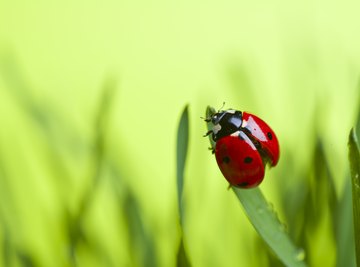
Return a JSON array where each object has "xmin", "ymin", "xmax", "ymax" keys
[
  {"xmin": 207, "ymin": 109, "xmax": 280, "ymax": 188},
  {"xmin": 215, "ymin": 131, "xmax": 265, "ymax": 188},
  {"xmin": 242, "ymin": 112, "xmax": 280, "ymax": 166}
]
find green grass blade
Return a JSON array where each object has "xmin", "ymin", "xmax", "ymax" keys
[
  {"xmin": 108, "ymin": 165, "xmax": 158, "ymax": 267},
  {"xmin": 176, "ymin": 105, "xmax": 191, "ymax": 267},
  {"xmin": 122, "ymin": 188, "xmax": 158, "ymax": 267},
  {"xmin": 206, "ymin": 106, "xmax": 307, "ymax": 267},
  {"xmin": 205, "ymin": 106, "xmax": 216, "ymax": 150},
  {"xmin": 176, "ymin": 238, "xmax": 191, "ymax": 267},
  {"xmin": 67, "ymin": 80, "xmax": 116, "ymax": 264},
  {"xmin": 336, "ymin": 178, "xmax": 356, "ymax": 267},
  {"xmin": 348, "ymin": 128, "xmax": 360, "ymax": 267},
  {"xmin": 176, "ymin": 104, "xmax": 189, "ymax": 225},
  {"xmin": 232, "ymin": 188, "xmax": 307, "ymax": 267}
]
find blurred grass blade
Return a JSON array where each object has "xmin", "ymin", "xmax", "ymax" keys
[
  {"xmin": 108, "ymin": 165, "xmax": 157, "ymax": 267},
  {"xmin": 122, "ymin": 188, "xmax": 157, "ymax": 267},
  {"xmin": 177, "ymin": 238, "xmax": 191, "ymax": 267},
  {"xmin": 348, "ymin": 128, "xmax": 360, "ymax": 267},
  {"xmin": 17, "ymin": 251, "xmax": 35, "ymax": 267},
  {"xmin": 206, "ymin": 106, "xmax": 307, "ymax": 267},
  {"xmin": 67, "ymin": 80, "xmax": 116, "ymax": 264},
  {"xmin": 303, "ymin": 139, "xmax": 337, "ymax": 266},
  {"xmin": 176, "ymin": 105, "xmax": 191, "ymax": 267},
  {"xmin": 336, "ymin": 177, "xmax": 356, "ymax": 267},
  {"xmin": 176, "ymin": 104, "xmax": 189, "ymax": 225}
]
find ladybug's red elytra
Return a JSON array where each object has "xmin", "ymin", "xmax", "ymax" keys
[{"xmin": 204, "ymin": 108, "xmax": 280, "ymax": 188}]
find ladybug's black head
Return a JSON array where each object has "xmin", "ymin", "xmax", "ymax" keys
[{"xmin": 209, "ymin": 109, "xmax": 243, "ymax": 141}]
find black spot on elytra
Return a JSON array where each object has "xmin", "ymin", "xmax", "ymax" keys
[
  {"xmin": 222, "ymin": 156, "xmax": 230, "ymax": 164},
  {"xmin": 267, "ymin": 132, "xmax": 273, "ymax": 140},
  {"xmin": 237, "ymin": 182, "xmax": 249, "ymax": 187},
  {"xmin": 244, "ymin": 157, "xmax": 253, "ymax": 164}
]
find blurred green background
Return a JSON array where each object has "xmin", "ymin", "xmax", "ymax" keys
[{"xmin": 0, "ymin": 1, "xmax": 360, "ymax": 266}]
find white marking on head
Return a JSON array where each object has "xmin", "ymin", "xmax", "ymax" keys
[
  {"xmin": 227, "ymin": 109, "xmax": 236, "ymax": 114},
  {"xmin": 212, "ymin": 123, "xmax": 221, "ymax": 135}
]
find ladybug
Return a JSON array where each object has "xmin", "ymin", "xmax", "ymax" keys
[{"xmin": 204, "ymin": 108, "xmax": 279, "ymax": 188}]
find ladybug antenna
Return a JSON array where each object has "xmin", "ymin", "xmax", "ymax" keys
[{"xmin": 218, "ymin": 101, "xmax": 225, "ymax": 112}]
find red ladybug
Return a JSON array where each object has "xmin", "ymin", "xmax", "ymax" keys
[{"xmin": 204, "ymin": 109, "xmax": 279, "ymax": 188}]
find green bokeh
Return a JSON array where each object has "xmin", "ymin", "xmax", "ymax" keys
[{"xmin": 0, "ymin": 1, "xmax": 359, "ymax": 266}]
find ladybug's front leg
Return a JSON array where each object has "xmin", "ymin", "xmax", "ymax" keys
[
  {"xmin": 203, "ymin": 130, "xmax": 212, "ymax": 137},
  {"xmin": 201, "ymin": 116, "xmax": 212, "ymax": 122}
]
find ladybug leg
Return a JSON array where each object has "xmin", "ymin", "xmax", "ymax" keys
[
  {"xmin": 227, "ymin": 184, "xmax": 232, "ymax": 190},
  {"xmin": 208, "ymin": 147, "xmax": 215, "ymax": 154},
  {"xmin": 203, "ymin": 130, "xmax": 212, "ymax": 137},
  {"xmin": 200, "ymin": 116, "xmax": 211, "ymax": 122}
]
